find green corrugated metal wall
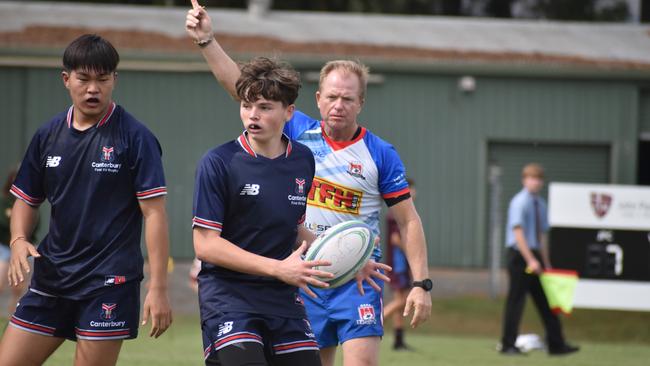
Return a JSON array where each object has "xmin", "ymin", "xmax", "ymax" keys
[
  {"xmin": 0, "ymin": 65, "xmax": 642, "ymax": 266},
  {"xmin": 640, "ymin": 90, "xmax": 650, "ymax": 133},
  {"xmin": 356, "ymin": 74, "xmax": 637, "ymax": 267}
]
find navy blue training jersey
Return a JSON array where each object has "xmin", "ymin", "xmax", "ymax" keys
[
  {"xmin": 11, "ymin": 103, "xmax": 166, "ymax": 299},
  {"xmin": 192, "ymin": 132, "xmax": 315, "ymax": 319}
]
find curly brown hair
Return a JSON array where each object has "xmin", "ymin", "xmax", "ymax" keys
[{"xmin": 236, "ymin": 57, "xmax": 301, "ymax": 107}]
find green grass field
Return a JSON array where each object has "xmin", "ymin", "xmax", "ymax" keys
[{"xmin": 1, "ymin": 296, "xmax": 649, "ymax": 365}]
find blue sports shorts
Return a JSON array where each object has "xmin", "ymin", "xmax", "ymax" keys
[
  {"xmin": 10, "ymin": 281, "xmax": 140, "ymax": 341},
  {"xmin": 201, "ymin": 311, "xmax": 318, "ymax": 363},
  {"xmin": 301, "ymin": 278, "xmax": 384, "ymax": 348}
]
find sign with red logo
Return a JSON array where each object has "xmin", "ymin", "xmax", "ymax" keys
[{"xmin": 590, "ymin": 193, "xmax": 613, "ymax": 218}]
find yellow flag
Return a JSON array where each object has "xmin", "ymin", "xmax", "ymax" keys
[{"xmin": 540, "ymin": 269, "xmax": 579, "ymax": 315}]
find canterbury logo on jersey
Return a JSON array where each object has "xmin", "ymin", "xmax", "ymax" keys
[
  {"xmin": 240, "ymin": 184, "xmax": 260, "ymax": 196},
  {"xmin": 307, "ymin": 177, "xmax": 363, "ymax": 214},
  {"xmin": 46, "ymin": 156, "xmax": 61, "ymax": 168}
]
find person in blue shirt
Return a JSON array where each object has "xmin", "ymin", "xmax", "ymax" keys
[
  {"xmin": 192, "ymin": 56, "xmax": 333, "ymax": 366},
  {"xmin": 0, "ymin": 34, "xmax": 172, "ymax": 366},
  {"xmin": 500, "ymin": 163, "xmax": 578, "ymax": 356}
]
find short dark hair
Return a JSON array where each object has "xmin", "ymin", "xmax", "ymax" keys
[
  {"xmin": 236, "ymin": 57, "xmax": 301, "ymax": 106},
  {"xmin": 62, "ymin": 34, "xmax": 119, "ymax": 74}
]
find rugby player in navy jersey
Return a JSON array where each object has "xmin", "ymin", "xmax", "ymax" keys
[
  {"xmin": 0, "ymin": 34, "xmax": 172, "ymax": 366},
  {"xmin": 192, "ymin": 57, "xmax": 333, "ymax": 366},
  {"xmin": 186, "ymin": 6, "xmax": 432, "ymax": 366}
]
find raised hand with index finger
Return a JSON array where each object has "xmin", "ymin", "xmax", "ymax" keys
[{"xmin": 186, "ymin": 0, "xmax": 213, "ymax": 44}]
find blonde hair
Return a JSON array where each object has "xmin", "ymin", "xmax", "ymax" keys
[
  {"xmin": 522, "ymin": 163, "xmax": 545, "ymax": 179},
  {"xmin": 319, "ymin": 60, "xmax": 369, "ymax": 100}
]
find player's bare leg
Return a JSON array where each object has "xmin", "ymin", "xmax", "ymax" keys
[
  {"xmin": 0, "ymin": 326, "xmax": 65, "ymax": 366},
  {"xmin": 319, "ymin": 346, "xmax": 337, "ymax": 366},
  {"xmin": 0, "ymin": 260, "xmax": 7, "ymax": 313},
  {"xmin": 75, "ymin": 339, "xmax": 123, "ymax": 366},
  {"xmin": 341, "ymin": 337, "xmax": 380, "ymax": 366}
]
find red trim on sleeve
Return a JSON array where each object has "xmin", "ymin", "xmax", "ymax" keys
[
  {"xmin": 382, "ymin": 187, "xmax": 410, "ymax": 199},
  {"xmin": 10, "ymin": 185, "xmax": 44, "ymax": 206},
  {"xmin": 192, "ymin": 217, "xmax": 223, "ymax": 231},
  {"xmin": 136, "ymin": 187, "xmax": 167, "ymax": 199}
]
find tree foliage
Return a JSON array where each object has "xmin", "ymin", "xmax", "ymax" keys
[{"xmin": 29, "ymin": 0, "xmax": 631, "ymax": 21}]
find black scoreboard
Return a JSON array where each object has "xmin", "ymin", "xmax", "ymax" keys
[{"xmin": 550, "ymin": 228, "xmax": 650, "ymax": 282}]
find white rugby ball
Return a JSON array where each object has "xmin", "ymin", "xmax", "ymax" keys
[{"xmin": 304, "ymin": 220, "xmax": 375, "ymax": 288}]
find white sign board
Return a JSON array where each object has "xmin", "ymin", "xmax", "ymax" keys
[
  {"xmin": 549, "ymin": 183, "xmax": 650, "ymax": 312},
  {"xmin": 549, "ymin": 183, "xmax": 650, "ymax": 231}
]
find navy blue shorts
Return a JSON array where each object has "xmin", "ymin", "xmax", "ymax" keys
[
  {"xmin": 202, "ymin": 311, "xmax": 318, "ymax": 362},
  {"xmin": 301, "ymin": 278, "xmax": 384, "ymax": 348},
  {"xmin": 10, "ymin": 282, "xmax": 140, "ymax": 341}
]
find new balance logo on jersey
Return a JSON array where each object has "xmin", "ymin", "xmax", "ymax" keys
[
  {"xmin": 46, "ymin": 156, "xmax": 61, "ymax": 168},
  {"xmin": 240, "ymin": 184, "xmax": 260, "ymax": 196},
  {"xmin": 217, "ymin": 321, "xmax": 234, "ymax": 337}
]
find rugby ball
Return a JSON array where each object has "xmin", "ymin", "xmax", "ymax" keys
[{"xmin": 304, "ymin": 220, "xmax": 375, "ymax": 288}]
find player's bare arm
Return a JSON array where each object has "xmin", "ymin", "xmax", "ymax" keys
[
  {"xmin": 139, "ymin": 196, "xmax": 173, "ymax": 338},
  {"xmin": 389, "ymin": 197, "xmax": 432, "ymax": 328},
  {"xmin": 185, "ymin": 4, "xmax": 240, "ymax": 99},
  {"xmin": 7, "ymin": 199, "xmax": 40, "ymax": 287},
  {"xmin": 194, "ymin": 227, "xmax": 332, "ymax": 297}
]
